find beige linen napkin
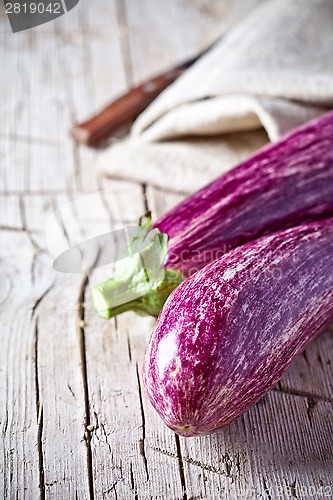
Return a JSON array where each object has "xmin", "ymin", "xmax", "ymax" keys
[{"xmin": 98, "ymin": 0, "xmax": 333, "ymax": 193}]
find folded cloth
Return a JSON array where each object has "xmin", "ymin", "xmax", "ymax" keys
[
  {"xmin": 98, "ymin": 0, "xmax": 333, "ymax": 193},
  {"xmin": 98, "ymin": 130, "xmax": 268, "ymax": 193}
]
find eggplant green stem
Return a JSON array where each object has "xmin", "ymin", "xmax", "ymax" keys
[{"xmin": 91, "ymin": 213, "xmax": 185, "ymax": 318}]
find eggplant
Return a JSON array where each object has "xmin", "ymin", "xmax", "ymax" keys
[
  {"xmin": 156, "ymin": 110, "xmax": 333, "ymax": 276},
  {"xmin": 93, "ymin": 111, "xmax": 333, "ymax": 318},
  {"xmin": 143, "ymin": 219, "xmax": 333, "ymax": 437}
]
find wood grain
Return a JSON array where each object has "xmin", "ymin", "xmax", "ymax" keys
[{"xmin": 1, "ymin": 0, "xmax": 332, "ymax": 499}]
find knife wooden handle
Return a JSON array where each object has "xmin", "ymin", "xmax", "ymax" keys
[{"xmin": 70, "ymin": 63, "xmax": 190, "ymax": 146}]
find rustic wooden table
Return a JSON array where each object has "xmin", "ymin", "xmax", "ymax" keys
[{"xmin": 1, "ymin": 1, "xmax": 333, "ymax": 499}]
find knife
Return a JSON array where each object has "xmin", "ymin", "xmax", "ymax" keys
[
  {"xmin": 70, "ymin": 1, "xmax": 262, "ymax": 147},
  {"xmin": 70, "ymin": 54, "xmax": 200, "ymax": 147}
]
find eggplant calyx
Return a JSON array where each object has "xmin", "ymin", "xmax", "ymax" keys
[{"xmin": 91, "ymin": 215, "xmax": 185, "ymax": 319}]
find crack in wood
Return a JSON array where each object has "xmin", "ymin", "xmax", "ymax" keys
[
  {"xmin": 127, "ymin": 331, "xmax": 132, "ymax": 362},
  {"xmin": 93, "ymin": 433, "xmax": 128, "ymax": 497},
  {"xmin": 289, "ymin": 478, "xmax": 298, "ymax": 499},
  {"xmin": 149, "ymin": 445, "xmax": 178, "ymax": 460},
  {"xmin": 0, "ymin": 182, "xmax": 183, "ymax": 198},
  {"xmin": 130, "ymin": 462, "xmax": 138, "ymax": 500},
  {"xmin": 77, "ymin": 273, "xmax": 95, "ymax": 500},
  {"xmin": 150, "ymin": 443, "xmax": 235, "ymax": 479},
  {"xmin": 34, "ymin": 320, "xmax": 45, "ymax": 500},
  {"xmin": 135, "ymin": 362, "xmax": 149, "ymax": 481},
  {"xmin": 51, "ymin": 197, "xmax": 71, "ymax": 248},
  {"xmin": 19, "ymin": 196, "xmax": 46, "ymax": 284},
  {"xmin": 67, "ymin": 84, "xmax": 83, "ymax": 192},
  {"xmin": 0, "ymin": 132, "xmax": 64, "ymax": 147},
  {"xmin": 142, "ymin": 184, "xmax": 149, "ymax": 213},
  {"xmin": 174, "ymin": 435, "xmax": 188, "ymax": 500},
  {"xmin": 302, "ymin": 350, "xmax": 310, "ymax": 366},
  {"xmin": 96, "ymin": 178, "xmax": 118, "ymax": 228},
  {"xmin": 30, "ymin": 251, "xmax": 41, "ymax": 287},
  {"xmin": 98, "ymin": 421, "xmax": 112, "ymax": 454},
  {"xmin": 28, "ymin": 237, "xmax": 45, "ymax": 285},
  {"xmin": 102, "ymin": 482, "xmax": 119, "ymax": 499},
  {"xmin": 72, "ymin": 137, "xmax": 82, "ymax": 193},
  {"xmin": 114, "ymin": 316, "xmax": 119, "ymax": 341},
  {"xmin": 31, "ymin": 281, "xmax": 56, "ymax": 319},
  {"xmin": 183, "ymin": 456, "xmax": 232, "ymax": 479},
  {"xmin": 67, "ymin": 384, "xmax": 76, "ymax": 399},
  {"xmin": 305, "ymin": 397, "xmax": 318, "ymax": 427},
  {"xmin": 272, "ymin": 386, "xmax": 333, "ymax": 404},
  {"xmin": 0, "ymin": 225, "xmax": 41, "ymax": 233},
  {"xmin": 93, "ymin": 411, "xmax": 100, "ymax": 432}
]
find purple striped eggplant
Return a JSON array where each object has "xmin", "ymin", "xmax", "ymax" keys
[
  {"xmin": 156, "ymin": 110, "xmax": 333, "ymax": 276},
  {"xmin": 93, "ymin": 111, "xmax": 333, "ymax": 319},
  {"xmin": 143, "ymin": 219, "xmax": 333, "ymax": 436}
]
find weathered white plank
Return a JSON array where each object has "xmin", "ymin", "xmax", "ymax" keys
[
  {"xmin": 83, "ymin": 304, "xmax": 187, "ymax": 499},
  {"xmin": 178, "ymin": 384, "xmax": 333, "ymax": 499},
  {"xmin": 0, "ymin": 228, "xmax": 89, "ymax": 499},
  {"xmin": 279, "ymin": 326, "xmax": 333, "ymax": 401},
  {"xmin": 0, "ymin": 231, "xmax": 41, "ymax": 499},
  {"xmin": 21, "ymin": 194, "xmax": 53, "ymax": 233},
  {"xmin": 0, "ymin": 195, "xmax": 22, "ymax": 229},
  {"xmin": 71, "ymin": 1, "xmax": 129, "ymax": 193},
  {"xmin": 0, "ymin": 136, "xmax": 74, "ymax": 194},
  {"xmin": 0, "ymin": 30, "xmax": 92, "ymax": 194},
  {"xmin": 124, "ymin": 0, "xmax": 227, "ymax": 84},
  {"xmin": 98, "ymin": 178, "xmax": 147, "ymax": 223},
  {"xmin": 76, "ymin": 175, "xmax": 187, "ymax": 498},
  {"xmin": 34, "ymin": 274, "xmax": 93, "ymax": 499}
]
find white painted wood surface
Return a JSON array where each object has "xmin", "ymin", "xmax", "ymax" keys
[{"xmin": 1, "ymin": 1, "xmax": 332, "ymax": 499}]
